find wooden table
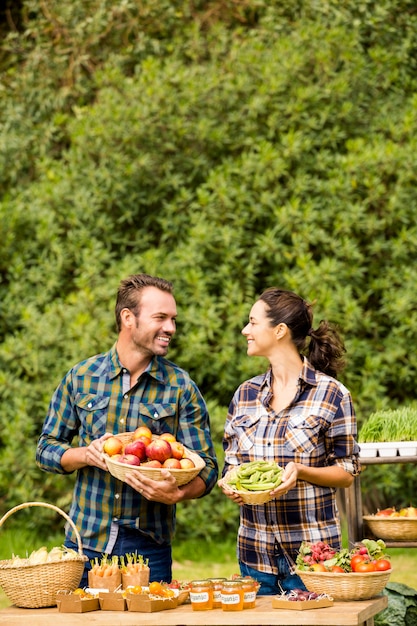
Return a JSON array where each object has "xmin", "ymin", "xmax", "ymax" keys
[{"xmin": 0, "ymin": 595, "xmax": 388, "ymax": 625}]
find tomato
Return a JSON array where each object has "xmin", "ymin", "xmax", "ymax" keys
[
  {"xmin": 375, "ymin": 559, "xmax": 391, "ymax": 571},
  {"xmin": 354, "ymin": 561, "xmax": 377, "ymax": 573},
  {"xmin": 330, "ymin": 565, "xmax": 345, "ymax": 573},
  {"xmin": 350, "ymin": 554, "xmax": 366, "ymax": 571},
  {"xmin": 311, "ymin": 563, "xmax": 327, "ymax": 572},
  {"xmin": 149, "ymin": 581, "xmax": 164, "ymax": 595}
]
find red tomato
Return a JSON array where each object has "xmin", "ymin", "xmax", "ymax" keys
[
  {"xmin": 375, "ymin": 559, "xmax": 391, "ymax": 571},
  {"xmin": 354, "ymin": 561, "xmax": 377, "ymax": 573},
  {"xmin": 330, "ymin": 566, "xmax": 345, "ymax": 573},
  {"xmin": 350, "ymin": 554, "xmax": 366, "ymax": 571}
]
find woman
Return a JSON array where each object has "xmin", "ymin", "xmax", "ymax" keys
[{"xmin": 219, "ymin": 288, "xmax": 360, "ymax": 595}]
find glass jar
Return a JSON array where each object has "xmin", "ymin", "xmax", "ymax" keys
[
  {"xmin": 221, "ymin": 580, "xmax": 244, "ymax": 611},
  {"xmin": 240, "ymin": 577, "xmax": 258, "ymax": 609},
  {"xmin": 209, "ymin": 577, "xmax": 227, "ymax": 609},
  {"xmin": 189, "ymin": 579, "xmax": 214, "ymax": 611}
]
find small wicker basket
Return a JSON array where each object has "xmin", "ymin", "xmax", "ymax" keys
[
  {"xmin": 363, "ymin": 515, "xmax": 417, "ymax": 541},
  {"xmin": 0, "ymin": 501, "xmax": 87, "ymax": 608},
  {"xmin": 104, "ymin": 432, "xmax": 205, "ymax": 486},
  {"xmin": 219, "ymin": 467, "xmax": 276, "ymax": 505},
  {"xmin": 296, "ymin": 568, "xmax": 392, "ymax": 601}
]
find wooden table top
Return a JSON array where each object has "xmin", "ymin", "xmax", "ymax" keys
[{"xmin": 0, "ymin": 595, "xmax": 388, "ymax": 626}]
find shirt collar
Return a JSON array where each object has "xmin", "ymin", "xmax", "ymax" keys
[
  {"xmin": 260, "ymin": 356, "xmax": 318, "ymax": 390},
  {"xmin": 108, "ymin": 342, "xmax": 167, "ymax": 384}
]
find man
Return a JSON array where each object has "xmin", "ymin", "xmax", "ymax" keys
[{"xmin": 36, "ymin": 273, "xmax": 218, "ymax": 586}]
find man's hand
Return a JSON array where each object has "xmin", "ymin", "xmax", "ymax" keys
[{"xmin": 124, "ymin": 469, "xmax": 182, "ymax": 505}]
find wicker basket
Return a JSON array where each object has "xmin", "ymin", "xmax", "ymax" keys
[
  {"xmin": 363, "ymin": 515, "xmax": 417, "ymax": 541},
  {"xmin": 219, "ymin": 467, "xmax": 276, "ymax": 505},
  {"xmin": 0, "ymin": 501, "xmax": 87, "ymax": 608},
  {"xmin": 296, "ymin": 569, "xmax": 392, "ymax": 601},
  {"xmin": 104, "ymin": 432, "xmax": 205, "ymax": 486}
]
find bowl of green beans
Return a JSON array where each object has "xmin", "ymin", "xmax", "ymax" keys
[{"xmin": 221, "ymin": 460, "xmax": 284, "ymax": 505}]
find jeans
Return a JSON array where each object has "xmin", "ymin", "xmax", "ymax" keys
[
  {"xmin": 66, "ymin": 525, "xmax": 172, "ymax": 588},
  {"xmin": 239, "ymin": 556, "xmax": 307, "ymax": 596}
]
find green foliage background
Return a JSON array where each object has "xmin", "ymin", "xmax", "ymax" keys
[{"xmin": 1, "ymin": 0, "xmax": 417, "ymax": 539}]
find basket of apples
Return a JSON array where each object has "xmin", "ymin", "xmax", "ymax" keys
[
  {"xmin": 295, "ymin": 539, "xmax": 392, "ymax": 601},
  {"xmin": 103, "ymin": 427, "xmax": 205, "ymax": 486},
  {"xmin": 363, "ymin": 505, "xmax": 417, "ymax": 541}
]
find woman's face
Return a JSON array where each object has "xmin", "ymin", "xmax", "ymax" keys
[{"xmin": 241, "ymin": 299, "xmax": 277, "ymax": 358}]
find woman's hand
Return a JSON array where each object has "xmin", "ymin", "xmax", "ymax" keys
[
  {"xmin": 217, "ymin": 477, "xmax": 246, "ymax": 505},
  {"xmin": 270, "ymin": 461, "xmax": 299, "ymax": 497}
]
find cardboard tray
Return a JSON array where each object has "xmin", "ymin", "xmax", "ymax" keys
[
  {"xmin": 99, "ymin": 590, "xmax": 127, "ymax": 611},
  {"xmin": 272, "ymin": 597, "xmax": 334, "ymax": 611},
  {"xmin": 57, "ymin": 593, "xmax": 100, "ymax": 613},
  {"xmin": 126, "ymin": 593, "xmax": 178, "ymax": 612}
]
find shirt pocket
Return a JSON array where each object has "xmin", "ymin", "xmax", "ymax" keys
[
  {"xmin": 232, "ymin": 412, "xmax": 262, "ymax": 452},
  {"xmin": 75, "ymin": 393, "xmax": 110, "ymax": 442},
  {"xmin": 285, "ymin": 413, "xmax": 323, "ymax": 455},
  {"xmin": 138, "ymin": 403, "xmax": 178, "ymax": 435}
]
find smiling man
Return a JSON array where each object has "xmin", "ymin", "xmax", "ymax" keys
[{"xmin": 36, "ymin": 273, "xmax": 218, "ymax": 587}]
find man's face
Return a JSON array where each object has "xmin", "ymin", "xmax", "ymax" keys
[{"xmin": 131, "ymin": 286, "xmax": 177, "ymax": 357}]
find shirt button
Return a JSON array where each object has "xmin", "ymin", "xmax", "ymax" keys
[
  {"xmin": 115, "ymin": 494, "xmax": 120, "ymax": 499},
  {"xmin": 124, "ymin": 394, "xmax": 128, "ymax": 399},
  {"xmin": 120, "ymin": 419, "xmax": 125, "ymax": 425},
  {"xmin": 113, "ymin": 517, "xmax": 118, "ymax": 521},
  {"xmin": 153, "ymin": 411, "xmax": 158, "ymax": 418},
  {"xmin": 87, "ymin": 402, "xmax": 92, "ymax": 409}
]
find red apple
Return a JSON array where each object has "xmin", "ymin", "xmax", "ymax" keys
[
  {"xmin": 141, "ymin": 460, "xmax": 162, "ymax": 468},
  {"xmin": 124, "ymin": 439, "xmax": 147, "ymax": 462},
  {"xmin": 146, "ymin": 438, "xmax": 172, "ymax": 463},
  {"xmin": 103, "ymin": 436, "xmax": 124, "ymax": 456},
  {"xmin": 160, "ymin": 433, "xmax": 176, "ymax": 443},
  {"xmin": 179, "ymin": 458, "xmax": 195, "ymax": 470},
  {"xmin": 132, "ymin": 425, "xmax": 153, "ymax": 445},
  {"xmin": 162, "ymin": 458, "xmax": 182, "ymax": 469},
  {"xmin": 170, "ymin": 441, "xmax": 185, "ymax": 460},
  {"xmin": 120, "ymin": 454, "xmax": 141, "ymax": 466},
  {"xmin": 376, "ymin": 507, "xmax": 396, "ymax": 517}
]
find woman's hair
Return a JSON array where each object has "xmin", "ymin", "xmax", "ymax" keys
[
  {"xmin": 115, "ymin": 273, "xmax": 173, "ymax": 331},
  {"xmin": 259, "ymin": 287, "xmax": 346, "ymax": 378}
]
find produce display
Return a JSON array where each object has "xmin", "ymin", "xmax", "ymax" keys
[
  {"xmin": 295, "ymin": 538, "xmax": 391, "ymax": 573},
  {"xmin": 224, "ymin": 460, "xmax": 283, "ymax": 492}
]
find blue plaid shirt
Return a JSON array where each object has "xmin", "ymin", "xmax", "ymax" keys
[
  {"xmin": 222, "ymin": 358, "xmax": 360, "ymax": 574},
  {"xmin": 36, "ymin": 343, "xmax": 218, "ymax": 551}
]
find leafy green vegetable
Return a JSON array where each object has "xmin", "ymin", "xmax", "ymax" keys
[{"xmin": 375, "ymin": 582, "xmax": 417, "ymax": 626}]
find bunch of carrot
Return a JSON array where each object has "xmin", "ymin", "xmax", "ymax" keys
[
  {"xmin": 120, "ymin": 551, "xmax": 150, "ymax": 575},
  {"xmin": 89, "ymin": 554, "xmax": 120, "ymax": 577}
]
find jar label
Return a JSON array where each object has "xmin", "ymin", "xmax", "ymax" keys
[
  {"xmin": 213, "ymin": 590, "xmax": 222, "ymax": 602},
  {"xmin": 190, "ymin": 591, "xmax": 209, "ymax": 603},
  {"xmin": 221, "ymin": 593, "xmax": 240, "ymax": 604},
  {"xmin": 244, "ymin": 591, "xmax": 256, "ymax": 601}
]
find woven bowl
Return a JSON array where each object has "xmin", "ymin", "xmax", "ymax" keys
[
  {"xmin": 220, "ymin": 467, "xmax": 276, "ymax": 505},
  {"xmin": 0, "ymin": 502, "xmax": 87, "ymax": 608},
  {"xmin": 296, "ymin": 569, "xmax": 392, "ymax": 601},
  {"xmin": 104, "ymin": 432, "xmax": 205, "ymax": 486},
  {"xmin": 363, "ymin": 515, "xmax": 417, "ymax": 541}
]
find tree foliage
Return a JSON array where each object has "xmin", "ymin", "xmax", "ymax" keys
[{"xmin": 1, "ymin": 0, "xmax": 417, "ymax": 533}]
